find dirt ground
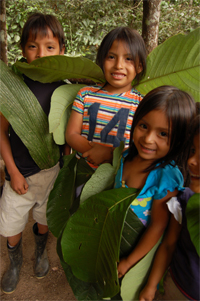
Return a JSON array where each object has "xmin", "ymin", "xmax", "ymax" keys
[{"xmin": 0, "ymin": 211, "xmax": 77, "ymax": 301}]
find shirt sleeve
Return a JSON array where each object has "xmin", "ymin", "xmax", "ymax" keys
[
  {"xmin": 139, "ymin": 163, "xmax": 184, "ymax": 200},
  {"xmin": 72, "ymin": 88, "xmax": 85, "ymax": 114}
]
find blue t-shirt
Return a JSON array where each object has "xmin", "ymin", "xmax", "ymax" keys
[{"xmin": 115, "ymin": 150, "xmax": 184, "ymax": 226}]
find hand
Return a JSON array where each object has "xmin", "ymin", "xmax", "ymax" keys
[
  {"xmin": 10, "ymin": 171, "xmax": 29, "ymax": 195},
  {"xmin": 139, "ymin": 284, "xmax": 157, "ymax": 301},
  {"xmin": 117, "ymin": 257, "xmax": 132, "ymax": 278},
  {"xmin": 82, "ymin": 142, "xmax": 113, "ymax": 165}
]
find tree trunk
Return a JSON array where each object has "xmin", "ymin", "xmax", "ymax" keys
[
  {"xmin": 142, "ymin": 0, "xmax": 161, "ymax": 54},
  {"xmin": 0, "ymin": 0, "xmax": 7, "ymax": 64}
]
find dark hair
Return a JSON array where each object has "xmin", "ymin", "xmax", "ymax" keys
[
  {"xmin": 127, "ymin": 85, "xmax": 196, "ymax": 172},
  {"xmin": 184, "ymin": 112, "xmax": 200, "ymax": 186},
  {"xmin": 20, "ymin": 13, "xmax": 65, "ymax": 52},
  {"xmin": 96, "ymin": 27, "xmax": 147, "ymax": 86}
]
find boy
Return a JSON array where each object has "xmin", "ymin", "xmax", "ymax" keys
[{"xmin": 0, "ymin": 12, "xmax": 66, "ymax": 294}]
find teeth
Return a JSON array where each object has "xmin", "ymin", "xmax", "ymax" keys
[
  {"xmin": 190, "ymin": 173, "xmax": 200, "ymax": 178},
  {"xmin": 112, "ymin": 73, "xmax": 125, "ymax": 78}
]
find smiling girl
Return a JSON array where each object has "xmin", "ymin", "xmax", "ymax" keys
[
  {"xmin": 66, "ymin": 27, "xmax": 146, "ymax": 169},
  {"xmin": 114, "ymin": 86, "xmax": 196, "ymax": 278}
]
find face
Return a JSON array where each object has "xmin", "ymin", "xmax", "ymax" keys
[
  {"xmin": 103, "ymin": 39, "xmax": 142, "ymax": 94},
  {"xmin": 133, "ymin": 110, "xmax": 170, "ymax": 163},
  {"xmin": 188, "ymin": 134, "xmax": 200, "ymax": 193},
  {"xmin": 22, "ymin": 27, "xmax": 64, "ymax": 63}
]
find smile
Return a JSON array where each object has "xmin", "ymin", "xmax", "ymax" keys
[
  {"xmin": 111, "ymin": 73, "xmax": 126, "ymax": 79},
  {"xmin": 140, "ymin": 144, "xmax": 156, "ymax": 153},
  {"xmin": 190, "ymin": 173, "xmax": 200, "ymax": 179}
]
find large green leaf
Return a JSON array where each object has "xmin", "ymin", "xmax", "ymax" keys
[
  {"xmin": 14, "ymin": 55, "xmax": 105, "ymax": 83},
  {"xmin": 185, "ymin": 193, "xmax": 200, "ymax": 256},
  {"xmin": 80, "ymin": 142, "xmax": 124, "ymax": 203},
  {"xmin": 0, "ymin": 60, "xmax": 59, "ymax": 169},
  {"xmin": 57, "ymin": 236, "xmax": 104, "ymax": 301},
  {"xmin": 120, "ymin": 238, "xmax": 162, "ymax": 301},
  {"xmin": 47, "ymin": 153, "xmax": 94, "ymax": 237},
  {"xmin": 49, "ymin": 84, "xmax": 85, "ymax": 145},
  {"xmin": 137, "ymin": 28, "xmax": 200, "ymax": 102},
  {"xmin": 61, "ymin": 187, "xmax": 139, "ymax": 298},
  {"xmin": 47, "ymin": 153, "xmax": 77, "ymax": 238}
]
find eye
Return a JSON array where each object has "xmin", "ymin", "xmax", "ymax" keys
[
  {"xmin": 48, "ymin": 46, "xmax": 55, "ymax": 50},
  {"xmin": 107, "ymin": 54, "xmax": 115, "ymax": 59},
  {"xmin": 160, "ymin": 131, "xmax": 168, "ymax": 137},
  {"xmin": 139, "ymin": 123, "xmax": 147, "ymax": 129},
  {"xmin": 189, "ymin": 147, "xmax": 195, "ymax": 156},
  {"xmin": 28, "ymin": 45, "xmax": 36, "ymax": 49},
  {"xmin": 126, "ymin": 57, "xmax": 133, "ymax": 61}
]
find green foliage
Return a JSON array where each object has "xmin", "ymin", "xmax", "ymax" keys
[
  {"xmin": 0, "ymin": 60, "xmax": 60, "ymax": 169},
  {"xmin": 185, "ymin": 193, "xmax": 200, "ymax": 256},
  {"xmin": 62, "ymin": 187, "xmax": 139, "ymax": 298},
  {"xmin": 137, "ymin": 27, "xmax": 200, "ymax": 102},
  {"xmin": 6, "ymin": 0, "xmax": 200, "ymax": 65}
]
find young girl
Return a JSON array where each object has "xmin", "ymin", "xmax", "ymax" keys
[
  {"xmin": 65, "ymin": 27, "xmax": 146, "ymax": 168},
  {"xmin": 139, "ymin": 113, "xmax": 200, "ymax": 301},
  {"xmin": 114, "ymin": 86, "xmax": 196, "ymax": 279}
]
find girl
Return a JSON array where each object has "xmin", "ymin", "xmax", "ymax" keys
[
  {"xmin": 139, "ymin": 113, "xmax": 200, "ymax": 301},
  {"xmin": 114, "ymin": 86, "xmax": 196, "ymax": 279},
  {"xmin": 65, "ymin": 27, "xmax": 146, "ymax": 168}
]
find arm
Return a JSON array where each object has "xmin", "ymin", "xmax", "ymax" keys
[
  {"xmin": 66, "ymin": 110, "xmax": 114, "ymax": 165},
  {"xmin": 139, "ymin": 214, "xmax": 181, "ymax": 301},
  {"xmin": 117, "ymin": 189, "xmax": 178, "ymax": 278},
  {"xmin": 0, "ymin": 114, "xmax": 28, "ymax": 194}
]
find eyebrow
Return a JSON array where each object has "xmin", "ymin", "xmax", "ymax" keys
[{"xmin": 107, "ymin": 51, "xmax": 132, "ymax": 56}]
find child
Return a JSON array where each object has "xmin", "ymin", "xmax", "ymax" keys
[
  {"xmin": 114, "ymin": 86, "xmax": 196, "ymax": 279},
  {"xmin": 65, "ymin": 27, "xmax": 146, "ymax": 169},
  {"xmin": 139, "ymin": 114, "xmax": 200, "ymax": 301},
  {"xmin": 0, "ymin": 12, "xmax": 66, "ymax": 294}
]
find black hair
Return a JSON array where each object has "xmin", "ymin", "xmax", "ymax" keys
[
  {"xmin": 127, "ymin": 85, "xmax": 196, "ymax": 173},
  {"xmin": 96, "ymin": 27, "xmax": 147, "ymax": 86},
  {"xmin": 20, "ymin": 12, "xmax": 65, "ymax": 52}
]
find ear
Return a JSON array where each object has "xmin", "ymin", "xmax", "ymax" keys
[
  {"xmin": 60, "ymin": 45, "xmax": 65, "ymax": 55},
  {"xmin": 137, "ymin": 64, "xmax": 143, "ymax": 74}
]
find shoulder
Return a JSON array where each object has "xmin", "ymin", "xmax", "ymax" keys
[
  {"xmin": 129, "ymin": 88, "xmax": 144, "ymax": 100},
  {"xmin": 140, "ymin": 163, "xmax": 184, "ymax": 200},
  {"xmin": 77, "ymin": 84, "xmax": 103, "ymax": 96}
]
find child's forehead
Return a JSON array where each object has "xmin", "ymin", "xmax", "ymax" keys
[{"xmin": 28, "ymin": 27, "xmax": 53, "ymax": 40}]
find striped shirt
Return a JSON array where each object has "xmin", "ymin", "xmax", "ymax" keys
[{"xmin": 72, "ymin": 85, "xmax": 143, "ymax": 150}]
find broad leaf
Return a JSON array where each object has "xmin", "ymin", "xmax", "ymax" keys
[
  {"xmin": 185, "ymin": 193, "xmax": 200, "ymax": 256},
  {"xmin": 120, "ymin": 238, "xmax": 162, "ymax": 301},
  {"xmin": 14, "ymin": 55, "xmax": 105, "ymax": 83},
  {"xmin": 61, "ymin": 187, "xmax": 139, "ymax": 298},
  {"xmin": 49, "ymin": 84, "xmax": 85, "ymax": 144},
  {"xmin": 0, "ymin": 60, "xmax": 59, "ymax": 169},
  {"xmin": 47, "ymin": 154, "xmax": 94, "ymax": 237},
  {"xmin": 57, "ymin": 236, "xmax": 104, "ymax": 301},
  {"xmin": 47, "ymin": 153, "xmax": 77, "ymax": 238},
  {"xmin": 137, "ymin": 28, "xmax": 200, "ymax": 102},
  {"xmin": 80, "ymin": 142, "xmax": 124, "ymax": 203}
]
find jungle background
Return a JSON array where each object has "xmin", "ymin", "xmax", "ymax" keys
[{"xmin": 0, "ymin": 0, "xmax": 200, "ymax": 300}]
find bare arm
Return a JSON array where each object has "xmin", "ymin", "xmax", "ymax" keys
[
  {"xmin": 65, "ymin": 110, "xmax": 92, "ymax": 153},
  {"xmin": 66, "ymin": 110, "xmax": 114, "ymax": 165},
  {"xmin": 117, "ymin": 189, "xmax": 178, "ymax": 278},
  {"xmin": 0, "ymin": 114, "xmax": 28, "ymax": 194},
  {"xmin": 139, "ymin": 214, "xmax": 181, "ymax": 301}
]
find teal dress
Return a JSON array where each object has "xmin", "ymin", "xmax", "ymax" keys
[{"xmin": 114, "ymin": 150, "xmax": 184, "ymax": 227}]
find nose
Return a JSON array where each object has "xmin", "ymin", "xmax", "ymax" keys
[
  {"xmin": 144, "ymin": 131, "xmax": 155, "ymax": 143},
  {"xmin": 188, "ymin": 153, "xmax": 198, "ymax": 167},
  {"xmin": 36, "ymin": 47, "xmax": 45, "ymax": 58},
  {"xmin": 115, "ymin": 57, "xmax": 123, "ymax": 69}
]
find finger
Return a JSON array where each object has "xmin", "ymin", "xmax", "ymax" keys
[
  {"xmin": 88, "ymin": 141, "xmax": 95, "ymax": 147},
  {"xmin": 82, "ymin": 151, "xmax": 88, "ymax": 158}
]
